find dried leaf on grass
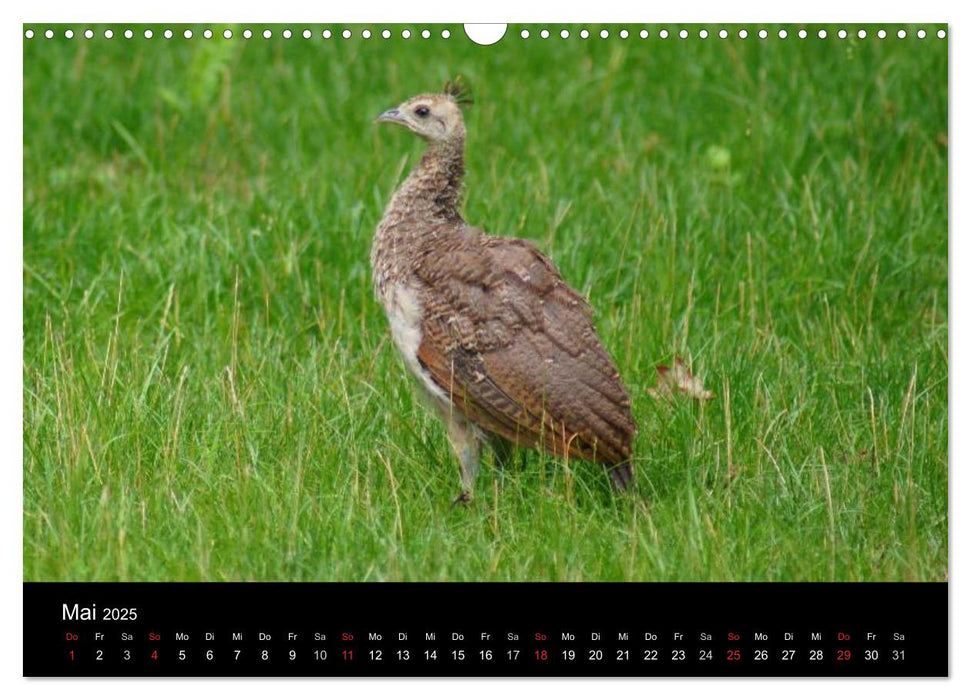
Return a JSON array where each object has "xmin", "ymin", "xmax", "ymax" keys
[{"xmin": 647, "ymin": 357, "xmax": 715, "ymax": 401}]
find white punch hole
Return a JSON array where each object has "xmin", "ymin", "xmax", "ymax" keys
[{"xmin": 464, "ymin": 24, "xmax": 507, "ymax": 46}]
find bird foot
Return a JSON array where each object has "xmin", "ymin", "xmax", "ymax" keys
[{"xmin": 451, "ymin": 491, "xmax": 473, "ymax": 508}]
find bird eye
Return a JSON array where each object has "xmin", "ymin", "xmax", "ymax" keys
[{"xmin": 415, "ymin": 106, "xmax": 430, "ymax": 118}]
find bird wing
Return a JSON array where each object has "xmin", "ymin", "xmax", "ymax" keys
[{"xmin": 414, "ymin": 229, "xmax": 636, "ymax": 464}]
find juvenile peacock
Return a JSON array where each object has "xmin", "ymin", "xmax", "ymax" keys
[{"xmin": 371, "ymin": 81, "xmax": 636, "ymax": 503}]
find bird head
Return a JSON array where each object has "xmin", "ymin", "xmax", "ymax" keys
[{"xmin": 376, "ymin": 79, "xmax": 472, "ymax": 144}]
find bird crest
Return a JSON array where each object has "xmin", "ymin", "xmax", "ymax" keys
[{"xmin": 444, "ymin": 76, "xmax": 474, "ymax": 108}]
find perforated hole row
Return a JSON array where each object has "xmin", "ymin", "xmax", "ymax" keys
[
  {"xmin": 520, "ymin": 27, "xmax": 944, "ymax": 40},
  {"xmin": 23, "ymin": 27, "xmax": 456, "ymax": 40},
  {"xmin": 23, "ymin": 26, "xmax": 947, "ymax": 41}
]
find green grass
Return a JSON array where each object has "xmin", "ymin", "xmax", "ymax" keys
[{"xmin": 23, "ymin": 24, "xmax": 947, "ymax": 581}]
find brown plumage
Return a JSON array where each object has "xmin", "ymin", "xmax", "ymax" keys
[{"xmin": 372, "ymin": 84, "xmax": 636, "ymax": 502}]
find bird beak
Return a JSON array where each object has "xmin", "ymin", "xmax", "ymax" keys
[{"xmin": 376, "ymin": 108, "xmax": 408, "ymax": 126}]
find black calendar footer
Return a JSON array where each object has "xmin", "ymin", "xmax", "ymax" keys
[{"xmin": 24, "ymin": 582, "xmax": 947, "ymax": 677}]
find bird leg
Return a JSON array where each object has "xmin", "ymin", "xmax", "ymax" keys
[{"xmin": 445, "ymin": 413, "xmax": 481, "ymax": 505}]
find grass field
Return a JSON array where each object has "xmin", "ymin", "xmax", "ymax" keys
[{"xmin": 23, "ymin": 24, "xmax": 947, "ymax": 581}]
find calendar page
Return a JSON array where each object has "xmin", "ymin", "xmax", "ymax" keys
[{"xmin": 22, "ymin": 20, "xmax": 948, "ymax": 677}]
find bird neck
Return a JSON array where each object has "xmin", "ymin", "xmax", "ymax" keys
[
  {"xmin": 392, "ymin": 135, "xmax": 466, "ymax": 222},
  {"xmin": 372, "ymin": 134, "xmax": 467, "ymax": 297}
]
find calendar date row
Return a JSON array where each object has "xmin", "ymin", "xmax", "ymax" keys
[{"xmin": 63, "ymin": 645, "xmax": 909, "ymax": 665}]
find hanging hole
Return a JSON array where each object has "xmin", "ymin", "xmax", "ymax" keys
[{"xmin": 463, "ymin": 23, "xmax": 507, "ymax": 45}]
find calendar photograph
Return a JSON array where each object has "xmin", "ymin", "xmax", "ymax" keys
[{"xmin": 23, "ymin": 23, "xmax": 947, "ymax": 589}]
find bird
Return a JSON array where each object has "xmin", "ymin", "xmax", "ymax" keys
[{"xmin": 371, "ymin": 80, "xmax": 636, "ymax": 504}]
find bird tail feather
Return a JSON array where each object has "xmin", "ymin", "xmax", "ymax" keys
[{"xmin": 607, "ymin": 462, "xmax": 635, "ymax": 492}]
